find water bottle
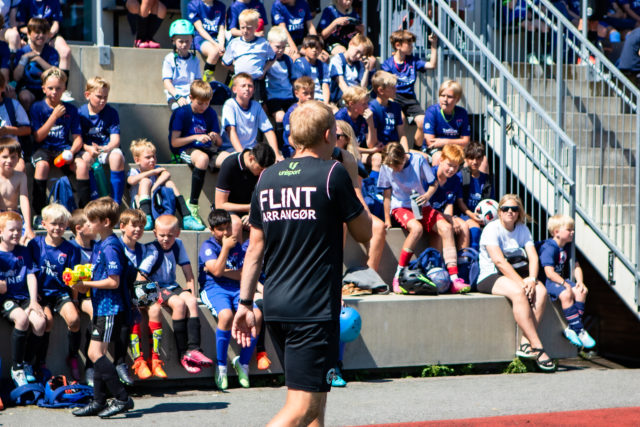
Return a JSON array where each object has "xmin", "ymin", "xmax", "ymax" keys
[
  {"xmin": 53, "ymin": 150, "xmax": 73, "ymax": 168},
  {"xmin": 410, "ymin": 190, "xmax": 422, "ymax": 220},
  {"xmin": 91, "ymin": 160, "xmax": 110, "ymax": 197}
]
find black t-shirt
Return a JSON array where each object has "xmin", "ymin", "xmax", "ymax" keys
[
  {"xmin": 216, "ymin": 150, "xmax": 258, "ymax": 205},
  {"xmin": 250, "ymin": 156, "xmax": 364, "ymax": 322},
  {"xmin": 618, "ymin": 27, "xmax": 640, "ymax": 72}
]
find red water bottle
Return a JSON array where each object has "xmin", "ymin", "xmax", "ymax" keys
[{"xmin": 54, "ymin": 150, "xmax": 73, "ymax": 168}]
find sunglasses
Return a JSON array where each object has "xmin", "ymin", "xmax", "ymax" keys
[
  {"xmin": 500, "ymin": 206, "xmax": 520, "ymax": 213},
  {"xmin": 336, "ymin": 134, "xmax": 347, "ymax": 139}
]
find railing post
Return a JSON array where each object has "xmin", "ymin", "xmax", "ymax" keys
[
  {"xmin": 555, "ymin": 19, "xmax": 565, "ymax": 211},
  {"xmin": 380, "ymin": 0, "xmax": 389, "ymax": 60},
  {"xmin": 581, "ymin": 0, "xmax": 588, "ymax": 63},
  {"xmin": 500, "ymin": 74, "xmax": 507, "ymax": 197},
  {"xmin": 96, "ymin": 0, "xmax": 104, "ymax": 46},
  {"xmin": 437, "ymin": 0, "xmax": 444, "ymax": 84},
  {"xmin": 636, "ymin": 103, "xmax": 640, "ymax": 308}
]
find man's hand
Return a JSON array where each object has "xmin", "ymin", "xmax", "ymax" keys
[{"xmin": 232, "ymin": 304, "xmax": 257, "ymax": 348}]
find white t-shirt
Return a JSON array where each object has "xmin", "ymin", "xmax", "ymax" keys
[
  {"xmin": 478, "ymin": 220, "xmax": 534, "ymax": 282},
  {"xmin": 221, "ymin": 98, "xmax": 273, "ymax": 151},
  {"xmin": 376, "ymin": 153, "xmax": 435, "ymax": 211},
  {"xmin": 0, "ymin": 98, "xmax": 29, "ymax": 141},
  {"xmin": 162, "ymin": 52, "xmax": 202, "ymax": 101}
]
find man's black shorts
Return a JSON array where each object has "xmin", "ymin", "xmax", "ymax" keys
[
  {"xmin": 91, "ymin": 312, "xmax": 125, "ymax": 343},
  {"xmin": 267, "ymin": 320, "xmax": 339, "ymax": 393},
  {"xmin": 395, "ymin": 93, "xmax": 425, "ymax": 122},
  {"xmin": 41, "ymin": 291, "xmax": 73, "ymax": 313},
  {"xmin": 265, "ymin": 98, "xmax": 296, "ymax": 115},
  {"xmin": 1, "ymin": 298, "xmax": 30, "ymax": 319}
]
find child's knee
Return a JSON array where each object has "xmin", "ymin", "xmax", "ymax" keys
[
  {"xmin": 274, "ymin": 110, "xmax": 285, "ymax": 123},
  {"xmin": 109, "ymin": 149, "xmax": 125, "ymax": 170},
  {"xmin": 12, "ymin": 310, "xmax": 29, "ymax": 330},
  {"xmin": 437, "ymin": 219, "xmax": 453, "ymax": 236},
  {"xmin": 139, "ymin": 177, "xmax": 153, "ymax": 193},
  {"xmin": 192, "ymin": 150, "xmax": 209, "ymax": 169},
  {"xmin": 407, "ymin": 220, "xmax": 423, "ymax": 237},
  {"xmin": 371, "ymin": 153, "xmax": 382, "ymax": 171},
  {"xmin": 217, "ymin": 309, "xmax": 234, "ymax": 329},
  {"xmin": 74, "ymin": 157, "xmax": 89, "ymax": 176},
  {"xmin": 30, "ymin": 314, "xmax": 47, "ymax": 335},
  {"xmin": 35, "ymin": 160, "xmax": 50, "ymax": 176}
]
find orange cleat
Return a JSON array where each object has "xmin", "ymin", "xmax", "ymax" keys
[
  {"xmin": 151, "ymin": 359, "xmax": 168, "ymax": 379},
  {"xmin": 256, "ymin": 351, "xmax": 272, "ymax": 370},
  {"xmin": 132, "ymin": 358, "xmax": 152, "ymax": 380}
]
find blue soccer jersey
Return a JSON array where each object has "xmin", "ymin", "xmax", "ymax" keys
[
  {"xmin": 458, "ymin": 169, "xmax": 492, "ymax": 212},
  {"xmin": 271, "ymin": 0, "xmax": 312, "ymax": 45},
  {"xmin": 227, "ymin": 0, "xmax": 268, "ymax": 30},
  {"xmin": 17, "ymin": 0, "xmax": 63, "ymax": 24},
  {"xmin": 91, "ymin": 234, "xmax": 126, "ymax": 316},
  {"xmin": 30, "ymin": 100, "xmax": 81, "ymax": 152},
  {"xmin": 329, "ymin": 52, "xmax": 365, "ymax": 102},
  {"xmin": 138, "ymin": 239, "xmax": 190, "ymax": 287},
  {"xmin": 78, "ymin": 103, "xmax": 120, "ymax": 147},
  {"xmin": 292, "ymin": 57, "xmax": 329, "ymax": 101},
  {"xmin": 282, "ymin": 102, "xmax": 297, "ymax": 149},
  {"xmin": 15, "ymin": 44, "xmax": 59, "ymax": 89},
  {"xmin": 69, "ymin": 238, "xmax": 95, "ymax": 265},
  {"xmin": 335, "ymin": 107, "xmax": 368, "ymax": 147},
  {"xmin": 122, "ymin": 239, "xmax": 144, "ymax": 293},
  {"xmin": 169, "ymin": 104, "xmax": 221, "ymax": 153},
  {"xmin": 198, "ymin": 236, "xmax": 245, "ymax": 290},
  {"xmin": 266, "ymin": 55, "xmax": 294, "ymax": 100},
  {"xmin": 317, "ymin": 5, "xmax": 360, "ymax": 48},
  {"xmin": 380, "ymin": 55, "xmax": 428, "ymax": 97},
  {"xmin": 0, "ymin": 245, "xmax": 38, "ymax": 301},
  {"xmin": 28, "ymin": 235, "xmax": 80, "ymax": 297},
  {"xmin": 369, "ymin": 98, "xmax": 403, "ymax": 144},
  {"xmin": 0, "ymin": 41, "xmax": 10, "ymax": 70},
  {"xmin": 187, "ymin": 0, "xmax": 226, "ymax": 39},
  {"xmin": 538, "ymin": 239, "xmax": 571, "ymax": 279},
  {"xmin": 222, "ymin": 36, "xmax": 275, "ymax": 80},
  {"xmin": 423, "ymin": 104, "xmax": 471, "ymax": 140},
  {"xmin": 429, "ymin": 165, "xmax": 463, "ymax": 212}
]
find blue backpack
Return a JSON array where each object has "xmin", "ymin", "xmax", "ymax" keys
[
  {"xmin": 36, "ymin": 376, "xmax": 93, "ymax": 409},
  {"xmin": 151, "ymin": 186, "xmax": 176, "ymax": 219},
  {"xmin": 48, "ymin": 176, "xmax": 77, "ymax": 212},
  {"xmin": 457, "ymin": 247, "xmax": 480, "ymax": 288},
  {"xmin": 409, "ymin": 247, "xmax": 445, "ymax": 272}
]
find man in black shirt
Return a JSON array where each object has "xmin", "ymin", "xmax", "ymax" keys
[
  {"xmin": 232, "ymin": 101, "xmax": 372, "ymax": 425},
  {"xmin": 214, "ymin": 143, "xmax": 276, "ymax": 241}
]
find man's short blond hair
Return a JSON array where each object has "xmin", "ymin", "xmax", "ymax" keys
[
  {"xmin": 85, "ymin": 76, "xmax": 110, "ymax": 93},
  {"xmin": 268, "ymin": 26, "xmax": 288, "ymax": 43},
  {"xmin": 371, "ymin": 70, "xmax": 397, "ymax": 92},
  {"xmin": 42, "ymin": 203, "xmax": 71, "ymax": 224},
  {"xmin": 130, "ymin": 138, "xmax": 156, "ymax": 159},
  {"xmin": 290, "ymin": 101, "xmax": 335, "ymax": 149},
  {"xmin": 239, "ymin": 9, "xmax": 260, "ymax": 25},
  {"xmin": 342, "ymin": 85, "xmax": 369, "ymax": 105},
  {"xmin": 547, "ymin": 214, "xmax": 575, "ymax": 235}
]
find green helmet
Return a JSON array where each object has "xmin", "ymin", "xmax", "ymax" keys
[{"xmin": 169, "ymin": 19, "xmax": 194, "ymax": 37}]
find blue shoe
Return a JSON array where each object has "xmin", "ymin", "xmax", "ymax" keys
[
  {"xmin": 23, "ymin": 364, "xmax": 36, "ymax": 383},
  {"xmin": 144, "ymin": 215, "xmax": 153, "ymax": 231},
  {"xmin": 331, "ymin": 366, "xmax": 346, "ymax": 387},
  {"xmin": 578, "ymin": 329, "xmax": 596, "ymax": 349},
  {"xmin": 183, "ymin": 215, "xmax": 206, "ymax": 231},
  {"xmin": 563, "ymin": 327, "xmax": 583, "ymax": 347}
]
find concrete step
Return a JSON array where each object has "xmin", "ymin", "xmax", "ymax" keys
[
  {"xmin": 580, "ymin": 165, "xmax": 636, "ymax": 187},
  {"xmin": 512, "ymin": 77, "xmax": 613, "ymax": 98},
  {"xmin": 576, "ymin": 147, "xmax": 635, "ymax": 167},
  {"xmin": 508, "ymin": 94, "xmax": 625, "ymax": 116},
  {"xmin": 520, "ymin": 111, "xmax": 638, "ymax": 132}
]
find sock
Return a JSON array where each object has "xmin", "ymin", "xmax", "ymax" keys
[
  {"xmin": 275, "ymin": 122, "xmax": 285, "ymax": 150},
  {"xmin": 126, "ymin": 12, "xmax": 139, "ymax": 35},
  {"xmin": 114, "ymin": 324, "xmax": 130, "ymax": 365},
  {"xmin": 575, "ymin": 301, "xmax": 585, "ymax": 317},
  {"xmin": 177, "ymin": 195, "xmax": 191, "ymax": 218},
  {"xmin": 190, "ymin": 167, "xmax": 206, "ymax": 205},
  {"xmin": 239, "ymin": 335, "xmax": 257, "ymax": 365},
  {"xmin": 95, "ymin": 355, "xmax": 128, "ymax": 402},
  {"xmin": 187, "ymin": 317, "xmax": 201, "ymax": 351},
  {"xmin": 149, "ymin": 321, "xmax": 162, "ymax": 360},
  {"xmin": 139, "ymin": 196, "xmax": 152, "ymax": 216},
  {"xmin": 398, "ymin": 248, "xmax": 413, "ymax": 268},
  {"xmin": 33, "ymin": 179, "xmax": 47, "ymax": 217},
  {"xmin": 110, "ymin": 170, "xmax": 125, "ymax": 205},
  {"xmin": 204, "ymin": 62, "xmax": 216, "ymax": 72},
  {"xmin": 12, "ymin": 328, "xmax": 28, "ymax": 368},
  {"xmin": 443, "ymin": 247, "xmax": 459, "ymax": 279},
  {"xmin": 216, "ymin": 328, "xmax": 231, "ymax": 366},
  {"xmin": 173, "ymin": 318, "xmax": 188, "ymax": 356},
  {"xmin": 136, "ymin": 16, "xmax": 149, "ymax": 41},
  {"xmin": 256, "ymin": 321, "xmax": 266, "ymax": 353},
  {"xmin": 338, "ymin": 340, "xmax": 345, "ymax": 362},
  {"xmin": 68, "ymin": 329, "xmax": 81, "ymax": 357},
  {"xmin": 92, "ymin": 369, "xmax": 107, "ymax": 405},
  {"xmin": 37, "ymin": 332, "xmax": 50, "ymax": 366},
  {"xmin": 77, "ymin": 179, "xmax": 91, "ymax": 208},
  {"xmin": 83, "ymin": 328, "xmax": 93, "ymax": 368},
  {"xmin": 148, "ymin": 14, "xmax": 163, "ymax": 40},
  {"xmin": 130, "ymin": 322, "xmax": 142, "ymax": 360},
  {"xmin": 446, "ymin": 265, "xmax": 459, "ymax": 280},
  {"xmin": 469, "ymin": 227, "xmax": 481, "ymax": 251},
  {"xmin": 563, "ymin": 304, "xmax": 584, "ymax": 332}
]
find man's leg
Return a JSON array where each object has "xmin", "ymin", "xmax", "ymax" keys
[{"xmin": 267, "ymin": 389, "xmax": 327, "ymax": 427}]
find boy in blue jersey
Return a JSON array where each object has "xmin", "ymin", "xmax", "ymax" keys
[
  {"xmin": 227, "ymin": 0, "xmax": 268, "ymax": 38},
  {"xmin": 199, "ymin": 209, "xmax": 263, "ymax": 389},
  {"xmin": 138, "ymin": 214, "xmax": 214, "ymax": 375},
  {"xmin": 222, "ymin": 9, "xmax": 276, "ymax": 103},
  {"xmin": 221, "ymin": 73, "xmax": 280, "ymax": 158},
  {"xmin": 187, "ymin": 0, "xmax": 226, "ymax": 82},
  {"xmin": 169, "ymin": 79, "xmax": 222, "ymax": 230},
  {"xmin": 265, "ymin": 27, "xmax": 296, "ymax": 156},
  {"xmin": 27, "ymin": 203, "xmax": 82, "ymax": 379},
  {"xmin": 79, "ymin": 77, "xmax": 126, "ymax": 205},
  {"xmin": 282, "ymin": 76, "xmax": 314, "ymax": 154},
  {"xmin": 317, "ymin": 0, "xmax": 364, "ymax": 55},
  {"xmin": 13, "ymin": 18, "xmax": 59, "ymax": 112},
  {"xmin": 271, "ymin": 0, "xmax": 316, "ymax": 59},
  {"xmin": 71, "ymin": 197, "xmax": 134, "ymax": 418},
  {"xmin": 538, "ymin": 214, "xmax": 596, "ymax": 349},
  {"xmin": 381, "ymin": 29, "xmax": 437, "ymax": 148},
  {"xmin": 329, "ymin": 33, "xmax": 376, "ymax": 105},
  {"xmin": 455, "ymin": 142, "xmax": 493, "ymax": 251},
  {"xmin": 0, "ymin": 211, "xmax": 45, "ymax": 387},
  {"xmin": 30, "ymin": 67, "xmax": 90, "ymax": 223},
  {"xmin": 292, "ymin": 35, "xmax": 330, "ymax": 103},
  {"xmin": 334, "ymin": 85, "xmax": 378, "ymax": 163}
]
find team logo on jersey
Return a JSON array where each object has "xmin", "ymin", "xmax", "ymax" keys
[
  {"xmin": 298, "ymin": 9, "xmax": 305, "ymax": 17},
  {"xmin": 205, "ymin": 248, "xmax": 213, "ymax": 256},
  {"xmin": 456, "ymin": 119, "xmax": 463, "ymax": 127},
  {"xmin": 326, "ymin": 368, "xmax": 336, "ymax": 384},
  {"xmin": 109, "ymin": 261, "xmax": 118, "ymax": 270},
  {"xmin": 57, "ymin": 253, "xmax": 67, "ymax": 264},
  {"xmin": 279, "ymin": 161, "xmax": 301, "ymax": 176},
  {"xmin": 425, "ymin": 123, "xmax": 431, "ymax": 130},
  {"xmin": 188, "ymin": 12, "xmax": 196, "ymax": 19}
]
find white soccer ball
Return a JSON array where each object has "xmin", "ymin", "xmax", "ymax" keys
[{"xmin": 474, "ymin": 199, "xmax": 499, "ymax": 226}]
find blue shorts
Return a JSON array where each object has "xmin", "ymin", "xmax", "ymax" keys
[
  {"xmin": 200, "ymin": 284, "xmax": 257, "ymax": 318},
  {"xmin": 194, "ymin": 34, "xmax": 220, "ymax": 52},
  {"xmin": 545, "ymin": 278, "xmax": 575, "ymax": 301}
]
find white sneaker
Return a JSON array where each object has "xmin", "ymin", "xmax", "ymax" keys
[
  {"xmin": 61, "ymin": 90, "xmax": 74, "ymax": 102},
  {"xmin": 578, "ymin": 329, "xmax": 596, "ymax": 349},
  {"xmin": 11, "ymin": 367, "xmax": 28, "ymax": 387}
]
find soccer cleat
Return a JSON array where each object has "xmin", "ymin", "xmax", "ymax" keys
[
  {"xmin": 578, "ymin": 329, "xmax": 596, "ymax": 349},
  {"xmin": 185, "ymin": 349, "xmax": 213, "ymax": 367},
  {"xmin": 392, "ymin": 276, "xmax": 402, "ymax": 294},
  {"xmin": 256, "ymin": 351, "xmax": 271, "ymax": 370},
  {"xmin": 33, "ymin": 215, "xmax": 44, "ymax": 230},
  {"xmin": 132, "ymin": 358, "xmax": 151, "ymax": 380},
  {"xmin": 97, "ymin": 397, "xmax": 134, "ymax": 418},
  {"xmin": 116, "ymin": 363, "xmax": 135, "ymax": 386},
  {"xmin": 134, "ymin": 39, "xmax": 149, "ymax": 48},
  {"xmin": 232, "ymin": 356, "xmax": 250, "ymax": 388},
  {"xmin": 10, "ymin": 367, "xmax": 28, "ymax": 387},
  {"xmin": 215, "ymin": 365, "xmax": 228, "ymax": 390},
  {"xmin": 67, "ymin": 356, "xmax": 81, "ymax": 381},
  {"xmin": 145, "ymin": 39, "xmax": 160, "ymax": 48},
  {"xmin": 563, "ymin": 327, "xmax": 583, "ymax": 347},
  {"xmin": 72, "ymin": 399, "xmax": 106, "ymax": 416},
  {"xmin": 84, "ymin": 367, "xmax": 94, "ymax": 386},
  {"xmin": 144, "ymin": 214, "xmax": 154, "ymax": 231},
  {"xmin": 203, "ymin": 69, "xmax": 215, "ymax": 83},
  {"xmin": 186, "ymin": 202, "xmax": 205, "ymax": 227},
  {"xmin": 23, "ymin": 364, "xmax": 36, "ymax": 383},
  {"xmin": 331, "ymin": 366, "xmax": 346, "ymax": 387},
  {"xmin": 181, "ymin": 354, "xmax": 201, "ymax": 374},
  {"xmin": 183, "ymin": 215, "xmax": 206, "ymax": 231},
  {"xmin": 450, "ymin": 278, "xmax": 471, "ymax": 294},
  {"xmin": 150, "ymin": 359, "xmax": 167, "ymax": 379}
]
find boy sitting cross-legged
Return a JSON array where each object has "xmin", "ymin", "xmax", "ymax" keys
[
  {"xmin": 199, "ymin": 209, "xmax": 263, "ymax": 389},
  {"xmin": 138, "ymin": 214, "xmax": 214, "ymax": 374}
]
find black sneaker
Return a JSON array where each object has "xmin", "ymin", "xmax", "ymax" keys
[
  {"xmin": 97, "ymin": 397, "xmax": 134, "ymax": 418},
  {"xmin": 72, "ymin": 400, "xmax": 106, "ymax": 417},
  {"xmin": 116, "ymin": 363, "xmax": 135, "ymax": 386}
]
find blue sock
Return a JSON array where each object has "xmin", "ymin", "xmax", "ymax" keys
[
  {"xmin": 469, "ymin": 227, "xmax": 481, "ymax": 251},
  {"xmin": 338, "ymin": 341, "xmax": 346, "ymax": 362},
  {"xmin": 216, "ymin": 329, "xmax": 231, "ymax": 366},
  {"xmin": 563, "ymin": 304, "xmax": 583, "ymax": 332},
  {"xmin": 110, "ymin": 170, "xmax": 125, "ymax": 205},
  {"xmin": 239, "ymin": 335, "xmax": 257, "ymax": 365},
  {"xmin": 574, "ymin": 301, "xmax": 585, "ymax": 317}
]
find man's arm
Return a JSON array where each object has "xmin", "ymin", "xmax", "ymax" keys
[
  {"xmin": 346, "ymin": 210, "xmax": 372, "ymax": 243},
  {"xmin": 215, "ymin": 189, "xmax": 250, "ymax": 213}
]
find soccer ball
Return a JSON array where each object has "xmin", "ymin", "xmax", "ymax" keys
[
  {"xmin": 474, "ymin": 199, "xmax": 499, "ymax": 225},
  {"xmin": 426, "ymin": 267, "xmax": 451, "ymax": 293},
  {"xmin": 340, "ymin": 307, "xmax": 362, "ymax": 343}
]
